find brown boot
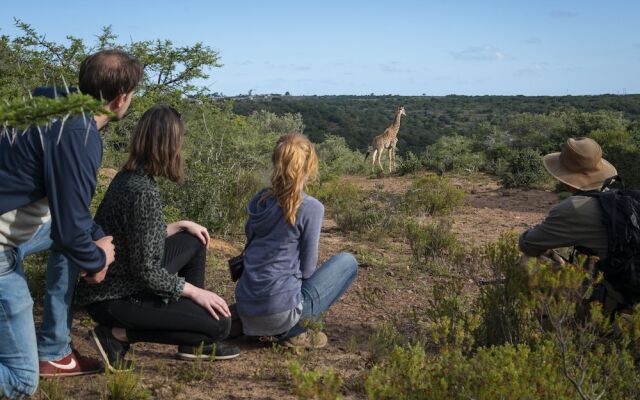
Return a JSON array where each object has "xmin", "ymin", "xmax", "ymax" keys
[{"xmin": 282, "ymin": 331, "xmax": 328, "ymax": 349}]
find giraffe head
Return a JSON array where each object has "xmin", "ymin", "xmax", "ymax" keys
[{"xmin": 397, "ymin": 106, "xmax": 406, "ymax": 117}]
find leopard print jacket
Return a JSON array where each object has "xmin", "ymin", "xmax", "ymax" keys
[{"xmin": 76, "ymin": 170, "xmax": 185, "ymax": 306}]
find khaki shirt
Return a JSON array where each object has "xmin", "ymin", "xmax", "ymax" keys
[{"xmin": 519, "ymin": 195, "xmax": 608, "ymax": 260}]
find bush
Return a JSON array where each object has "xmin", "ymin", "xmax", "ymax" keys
[
  {"xmin": 590, "ymin": 129, "xmax": 640, "ymax": 189},
  {"xmin": 396, "ymin": 151, "xmax": 423, "ymax": 175},
  {"xmin": 311, "ymin": 180, "xmax": 401, "ymax": 237},
  {"xmin": 364, "ymin": 233, "xmax": 640, "ymax": 400},
  {"xmin": 422, "ymin": 135, "xmax": 485, "ymax": 174},
  {"xmin": 159, "ymin": 102, "xmax": 279, "ymax": 235},
  {"xmin": 475, "ymin": 233, "xmax": 537, "ymax": 346},
  {"xmin": 288, "ymin": 361, "xmax": 344, "ymax": 400},
  {"xmin": 498, "ymin": 148, "xmax": 550, "ymax": 189},
  {"xmin": 316, "ymin": 135, "xmax": 368, "ymax": 181},
  {"xmin": 405, "ymin": 219, "xmax": 461, "ymax": 265},
  {"xmin": 403, "ymin": 175, "xmax": 465, "ymax": 216}
]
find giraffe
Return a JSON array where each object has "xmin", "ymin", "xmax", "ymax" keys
[{"xmin": 364, "ymin": 106, "xmax": 406, "ymax": 172}]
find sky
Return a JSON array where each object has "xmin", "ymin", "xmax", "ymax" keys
[{"xmin": 1, "ymin": 0, "xmax": 639, "ymax": 96}]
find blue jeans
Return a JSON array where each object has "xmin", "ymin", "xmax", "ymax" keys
[
  {"xmin": 283, "ymin": 252, "xmax": 358, "ymax": 339},
  {"xmin": 0, "ymin": 222, "xmax": 77, "ymax": 398}
]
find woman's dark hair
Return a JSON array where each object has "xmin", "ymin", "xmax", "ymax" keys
[
  {"xmin": 123, "ymin": 104, "xmax": 184, "ymax": 182},
  {"xmin": 79, "ymin": 49, "xmax": 143, "ymax": 102}
]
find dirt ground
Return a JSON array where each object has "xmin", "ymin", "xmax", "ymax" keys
[{"xmin": 32, "ymin": 172, "xmax": 559, "ymax": 400}]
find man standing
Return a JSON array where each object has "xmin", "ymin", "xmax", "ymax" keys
[{"xmin": 0, "ymin": 49, "xmax": 143, "ymax": 398}]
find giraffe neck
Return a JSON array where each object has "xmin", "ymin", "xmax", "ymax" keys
[{"xmin": 389, "ymin": 112, "xmax": 402, "ymax": 137}]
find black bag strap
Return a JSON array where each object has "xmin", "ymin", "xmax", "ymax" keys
[{"xmin": 601, "ymin": 175, "xmax": 624, "ymax": 191}]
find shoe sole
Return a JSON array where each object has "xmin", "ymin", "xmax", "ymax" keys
[
  {"xmin": 91, "ymin": 329, "xmax": 133, "ymax": 373},
  {"xmin": 40, "ymin": 370, "xmax": 101, "ymax": 378},
  {"xmin": 175, "ymin": 352, "xmax": 240, "ymax": 361},
  {"xmin": 281, "ymin": 341, "xmax": 327, "ymax": 349}
]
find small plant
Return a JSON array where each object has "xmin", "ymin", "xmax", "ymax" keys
[
  {"xmin": 102, "ymin": 363, "xmax": 150, "ymax": 400},
  {"xmin": 177, "ymin": 343, "xmax": 215, "ymax": 383},
  {"xmin": 405, "ymin": 218, "xmax": 462, "ymax": 265},
  {"xmin": 288, "ymin": 361, "xmax": 344, "ymax": 400},
  {"xmin": 403, "ymin": 175, "xmax": 465, "ymax": 216},
  {"xmin": 37, "ymin": 378, "xmax": 66, "ymax": 400}
]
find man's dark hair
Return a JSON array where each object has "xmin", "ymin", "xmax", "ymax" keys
[{"xmin": 78, "ymin": 49, "xmax": 143, "ymax": 102}]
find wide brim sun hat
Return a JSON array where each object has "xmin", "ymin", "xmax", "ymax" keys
[{"xmin": 543, "ymin": 137, "xmax": 617, "ymax": 191}]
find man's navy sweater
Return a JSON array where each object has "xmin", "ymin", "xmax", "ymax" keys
[{"xmin": 0, "ymin": 87, "xmax": 106, "ymax": 271}]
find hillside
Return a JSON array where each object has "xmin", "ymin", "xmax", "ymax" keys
[{"xmin": 232, "ymin": 94, "xmax": 640, "ymax": 153}]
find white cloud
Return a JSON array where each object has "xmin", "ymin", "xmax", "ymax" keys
[{"xmin": 451, "ymin": 46, "xmax": 505, "ymax": 61}]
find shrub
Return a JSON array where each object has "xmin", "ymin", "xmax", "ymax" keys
[
  {"xmin": 475, "ymin": 233, "xmax": 537, "ymax": 346},
  {"xmin": 396, "ymin": 151, "xmax": 423, "ymax": 175},
  {"xmin": 590, "ymin": 129, "xmax": 640, "ymax": 189},
  {"xmin": 311, "ymin": 180, "xmax": 401, "ymax": 237},
  {"xmin": 316, "ymin": 135, "xmax": 368, "ymax": 181},
  {"xmin": 288, "ymin": 361, "xmax": 344, "ymax": 400},
  {"xmin": 405, "ymin": 219, "xmax": 461, "ymax": 265},
  {"xmin": 365, "ymin": 234, "xmax": 640, "ymax": 399},
  {"xmin": 422, "ymin": 135, "xmax": 484, "ymax": 174},
  {"xmin": 403, "ymin": 175, "xmax": 465, "ymax": 216},
  {"xmin": 498, "ymin": 148, "xmax": 550, "ymax": 189}
]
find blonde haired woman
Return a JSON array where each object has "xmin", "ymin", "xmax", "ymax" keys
[{"xmin": 235, "ymin": 133, "xmax": 358, "ymax": 348}]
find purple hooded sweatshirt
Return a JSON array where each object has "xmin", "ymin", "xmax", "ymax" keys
[{"xmin": 235, "ymin": 189, "xmax": 324, "ymax": 317}]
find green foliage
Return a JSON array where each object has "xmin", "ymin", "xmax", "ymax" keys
[
  {"xmin": 1, "ymin": 92, "xmax": 109, "ymax": 135},
  {"xmin": 250, "ymin": 109, "xmax": 304, "ymax": 135},
  {"xmin": 364, "ymin": 234, "xmax": 640, "ymax": 399},
  {"xmin": 177, "ymin": 343, "xmax": 215, "ymax": 383},
  {"xmin": 405, "ymin": 219, "xmax": 461, "ymax": 266},
  {"xmin": 159, "ymin": 103, "xmax": 277, "ymax": 235},
  {"xmin": 288, "ymin": 361, "xmax": 344, "ymax": 400},
  {"xmin": 403, "ymin": 175, "xmax": 465, "ymax": 216},
  {"xmin": 37, "ymin": 378, "xmax": 66, "ymax": 400},
  {"xmin": 498, "ymin": 148, "xmax": 550, "ymax": 189},
  {"xmin": 315, "ymin": 135, "xmax": 368, "ymax": 181},
  {"xmin": 422, "ymin": 135, "xmax": 484, "ymax": 174},
  {"xmin": 475, "ymin": 233, "xmax": 537, "ymax": 346},
  {"xmin": 233, "ymin": 96, "xmax": 640, "ymax": 156},
  {"xmin": 589, "ymin": 128, "xmax": 640, "ymax": 188},
  {"xmin": 396, "ymin": 151, "xmax": 423, "ymax": 175},
  {"xmin": 103, "ymin": 365, "xmax": 150, "ymax": 400},
  {"xmin": 311, "ymin": 180, "xmax": 400, "ymax": 237}
]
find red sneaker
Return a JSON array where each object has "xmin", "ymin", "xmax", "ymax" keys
[{"xmin": 39, "ymin": 349, "xmax": 103, "ymax": 377}]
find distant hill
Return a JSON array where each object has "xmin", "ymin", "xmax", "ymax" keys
[{"xmin": 232, "ymin": 95, "xmax": 640, "ymax": 153}]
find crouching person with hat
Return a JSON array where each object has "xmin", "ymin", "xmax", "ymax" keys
[{"xmin": 518, "ymin": 137, "xmax": 629, "ymax": 313}]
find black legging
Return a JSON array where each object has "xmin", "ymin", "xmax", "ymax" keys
[{"xmin": 86, "ymin": 232, "xmax": 231, "ymax": 346}]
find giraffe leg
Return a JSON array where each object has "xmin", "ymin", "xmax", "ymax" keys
[
  {"xmin": 371, "ymin": 149, "xmax": 379, "ymax": 171},
  {"xmin": 378, "ymin": 148, "xmax": 384, "ymax": 172},
  {"xmin": 388, "ymin": 147, "xmax": 393, "ymax": 173},
  {"xmin": 391, "ymin": 146, "xmax": 397, "ymax": 171}
]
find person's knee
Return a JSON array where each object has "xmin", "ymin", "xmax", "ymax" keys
[
  {"xmin": 10, "ymin": 368, "xmax": 39, "ymax": 398},
  {"xmin": 208, "ymin": 315, "xmax": 232, "ymax": 341},
  {"xmin": 336, "ymin": 252, "xmax": 358, "ymax": 277}
]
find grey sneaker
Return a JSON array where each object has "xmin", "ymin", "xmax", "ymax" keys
[{"xmin": 282, "ymin": 331, "xmax": 328, "ymax": 349}]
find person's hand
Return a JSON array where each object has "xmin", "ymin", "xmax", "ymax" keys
[
  {"xmin": 81, "ymin": 263, "xmax": 109, "ymax": 284},
  {"xmin": 538, "ymin": 249, "xmax": 566, "ymax": 269},
  {"xmin": 81, "ymin": 236, "xmax": 115, "ymax": 284},
  {"xmin": 180, "ymin": 221, "xmax": 210, "ymax": 246},
  {"xmin": 96, "ymin": 235, "xmax": 115, "ymax": 266},
  {"xmin": 184, "ymin": 283, "xmax": 230, "ymax": 320}
]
